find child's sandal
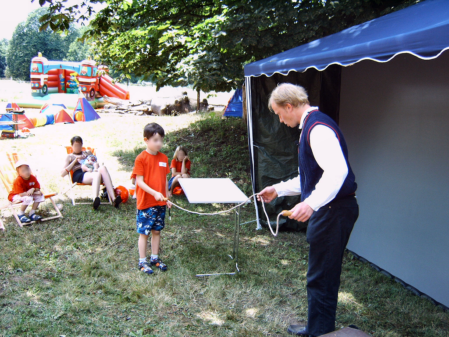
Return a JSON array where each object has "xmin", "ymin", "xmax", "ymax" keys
[
  {"xmin": 29, "ymin": 214, "xmax": 42, "ymax": 222},
  {"xmin": 18, "ymin": 214, "xmax": 31, "ymax": 224}
]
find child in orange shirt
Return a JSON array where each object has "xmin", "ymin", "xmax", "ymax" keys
[
  {"xmin": 133, "ymin": 123, "xmax": 172, "ymax": 275},
  {"xmin": 168, "ymin": 146, "xmax": 192, "ymax": 193},
  {"xmin": 8, "ymin": 160, "xmax": 44, "ymax": 224}
]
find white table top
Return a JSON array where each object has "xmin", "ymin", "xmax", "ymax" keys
[{"xmin": 178, "ymin": 178, "xmax": 249, "ymax": 204}]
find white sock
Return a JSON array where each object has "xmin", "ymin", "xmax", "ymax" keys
[
  {"xmin": 18, "ymin": 210, "xmax": 25, "ymax": 216},
  {"xmin": 139, "ymin": 257, "xmax": 147, "ymax": 264},
  {"xmin": 150, "ymin": 254, "xmax": 158, "ymax": 261},
  {"xmin": 29, "ymin": 210, "xmax": 35, "ymax": 216}
]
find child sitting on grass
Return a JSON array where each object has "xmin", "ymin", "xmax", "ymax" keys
[
  {"xmin": 168, "ymin": 146, "xmax": 191, "ymax": 193},
  {"xmin": 133, "ymin": 123, "xmax": 172, "ymax": 275},
  {"xmin": 8, "ymin": 160, "xmax": 44, "ymax": 224}
]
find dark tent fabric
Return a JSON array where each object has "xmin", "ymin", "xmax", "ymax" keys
[
  {"xmin": 245, "ymin": 67, "xmax": 341, "ymax": 231},
  {"xmin": 245, "ymin": 0, "xmax": 449, "ymax": 77},
  {"xmin": 223, "ymin": 89, "xmax": 243, "ymax": 118}
]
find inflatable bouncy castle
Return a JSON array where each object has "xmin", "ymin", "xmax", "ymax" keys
[{"xmin": 30, "ymin": 53, "xmax": 130, "ymax": 100}]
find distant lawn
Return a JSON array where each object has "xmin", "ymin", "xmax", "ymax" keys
[{"xmin": 0, "ymin": 112, "xmax": 448, "ymax": 336}]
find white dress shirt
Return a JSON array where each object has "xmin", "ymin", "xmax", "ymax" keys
[{"xmin": 273, "ymin": 107, "xmax": 348, "ymax": 211}]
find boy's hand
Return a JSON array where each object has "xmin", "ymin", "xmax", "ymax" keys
[
  {"xmin": 26, "ymin": 188, "xmax": 35, "ymax": 196},
  {"xmin": 154, "ymin": 192, "xmax": 165, "ymax": 201},
  {"xmin": 166, "ymin": 200, "xmax": 173, "ymax": 209}
]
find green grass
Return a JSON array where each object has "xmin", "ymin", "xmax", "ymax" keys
[{"xmin": 1, "ymin": 112, "xmax": 448, "ymax": 336}]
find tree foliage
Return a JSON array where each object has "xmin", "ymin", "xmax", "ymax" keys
[
  {"xmin": 7, "ymin": 8, "xmax": 80, "ymax": 80},
  {"xmin": 0, "ymin": 39, "xmax": 8, "ymax": 77},
  {"xmin": 35, "ymin": 0, "xmax": 419, "ymax": 91}
]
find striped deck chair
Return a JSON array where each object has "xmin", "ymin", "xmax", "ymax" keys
[
  {"xmin": 62, "ymin": 146, "xmax": 113, "ymax": 206},
  {"xmin": 0, "ymin": 152, "xmax": 63, "ymax": 229}
]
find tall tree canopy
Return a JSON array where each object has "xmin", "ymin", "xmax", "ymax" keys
[
  {"xmin": 7, "ymin": 7, "xmax": 80, "ymax": 80},
  {"xmin": 35, "ymin": 0, "xmax": 419, "ymax": 91},
  {"xmin": 0, "ymin": 39, "xmax": 8, "ymax": 78}
]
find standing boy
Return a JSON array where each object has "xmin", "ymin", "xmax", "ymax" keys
[{"xmin": 133, "ymin": 123, "xmax": 172, "ymax": 275}]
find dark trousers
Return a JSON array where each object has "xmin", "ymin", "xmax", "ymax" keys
[{"xmin": 306, "ymin": 196, "xmax": 359, "ymax": 337}]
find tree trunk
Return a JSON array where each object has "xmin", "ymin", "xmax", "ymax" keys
[{"xmin": 196, "ymin": 88, "xmax": 200, "ymax": 113}]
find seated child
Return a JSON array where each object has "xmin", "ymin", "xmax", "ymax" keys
[
  {"xmin": 7, "ymin": 160, "xmax": 44, "ymax": 224},
  {"xmin": 168, "ymin": 146, "xmax": 191, "ymax": 193},
  {"xmin": 80, "ymin": 154, "xmax": 99, "ymax": 172}
]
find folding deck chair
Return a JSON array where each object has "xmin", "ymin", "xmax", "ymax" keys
[
  {"xmin": 0, "ymin": 152, "xmax": 63, "ymax": 229},
  {"xmin": 62, "ymin": 146, "xmax": 113, "ymax": 206}
]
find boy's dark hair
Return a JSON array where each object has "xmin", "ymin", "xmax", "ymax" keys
[
  {"xmin": 144, "ymin": 123, "xmax": 165, "ymax": 139},
  {"xmin": 71, "ymin": 136, "xmax": 83, "ymax": 145}
]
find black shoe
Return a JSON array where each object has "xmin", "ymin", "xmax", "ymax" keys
[
  {"xmin": 287, "ymin": 325, "xmax": 311, "ymax": 336},
  {"xmin": 113, "ymin": 195, "xmax": 122, "ymax": 209},
  {"xmin": 93, "ymin": 197, "xmax": 101, "ymax": 210}
]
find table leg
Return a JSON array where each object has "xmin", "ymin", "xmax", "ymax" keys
[{"xmin": 195, "ymin": 205, "xmax": 242, "ymax": 277}]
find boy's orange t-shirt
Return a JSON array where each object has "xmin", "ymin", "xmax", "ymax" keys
[
  {"xmin": 133, "ymin": 150, "xmax": 170, "ymax": 210},
  {"xmin": 8, "ymin": 175, "xmax": 41, "ymax": 201},
  {"xmin": 170, "ymin": 159, "xmax": 191, "ymax": 177}
]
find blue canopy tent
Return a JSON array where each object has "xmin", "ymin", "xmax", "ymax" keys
[
  {"xmin": 244, "ymin": 0, "xmax": 449, "ymax": 309},
  {"xmin": 223, "ymin": 89, "xmax": 243, "ymax": 118}
]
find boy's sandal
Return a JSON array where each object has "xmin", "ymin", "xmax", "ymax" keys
[
  {"xmin": 113, "ymin": 195, "xmax": 122, "ymax": 209},
  {"xmin": 18, "ymin": 214, "xmax": 31, "ymax": 224},
  {"xmin": 150, "ymin": 258, "xmax": 168, "ymax": 271},
  {"xmin": 29, "ymin": 214, "xmax": 42, "ymax": 222},
  {"xmin": 138, "ymin": 262, "xmax": 154, "ymax": 275}
]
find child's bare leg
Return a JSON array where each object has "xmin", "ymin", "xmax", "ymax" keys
[
  {"xmin": 138, "ymin": 234, "xmax": 149, "ymax": 259},
  {"xmin": 20, "ymin": 204, "xmax": 28, "ymax": 213},
  {"xmin": 31, "ymin": 202, "xmax": 40, "ymax": 211},
  {"xmin": 170, "ymin": 175, "xmax": 180, "ymax": 192},
  {"xmin": 151, "ymin": 230, "xmax": 161, "ymax": 255},
  {"xmin": 99, "ymin": 166, "xmax": 116, "ymax": 200}
]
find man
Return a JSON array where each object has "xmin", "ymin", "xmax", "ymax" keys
[{"xmin": 258, "ymin": 83, "xmax": 359, "ymax": 336}]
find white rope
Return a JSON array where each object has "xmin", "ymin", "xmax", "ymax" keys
[{"xmin": 168, "ymin": 193, "xmax": 284, "ymax": 237}]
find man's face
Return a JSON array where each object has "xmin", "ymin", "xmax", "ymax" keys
[{"xmin": 271, "ymin": 102, "xmax": 297, "ymax": 128}]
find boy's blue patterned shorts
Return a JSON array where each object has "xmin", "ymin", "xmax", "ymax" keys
[{"xmin": 136, "ymin": 206, "xmax": 166, "ymax": 235}]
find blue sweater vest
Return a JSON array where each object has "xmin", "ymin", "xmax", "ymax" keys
[{"xmin": 299, "ymin": 110, "xmax": 357, "ymax": 204}]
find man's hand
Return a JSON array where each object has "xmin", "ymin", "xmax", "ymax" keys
[
  {"xmin": 153, "ymin": 192, "xmax": 165, "ymax": 201},
  {"xmin": 26, "ymin": 188, "xmax": 35, "ymax": 196},
  {"xmin": 289, "ymin": 202, "xmax": 314, "ymax": 222},
  {"xmin": 257, "ymin": 186, "xmax": 278, "ymax": 203}
]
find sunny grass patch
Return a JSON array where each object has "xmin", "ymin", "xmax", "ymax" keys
[{"xmin": 0, "ymin": 112, "xmax": 448, "ymax": 336}]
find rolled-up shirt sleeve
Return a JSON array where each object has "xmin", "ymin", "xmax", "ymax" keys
[
  {"xmin": 304, "ymin": 125, "xmax": 348, "ymax": 211},
  {"xmin": 273, "ymin": 175, "xmax": 301, "ymax": 197}
]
